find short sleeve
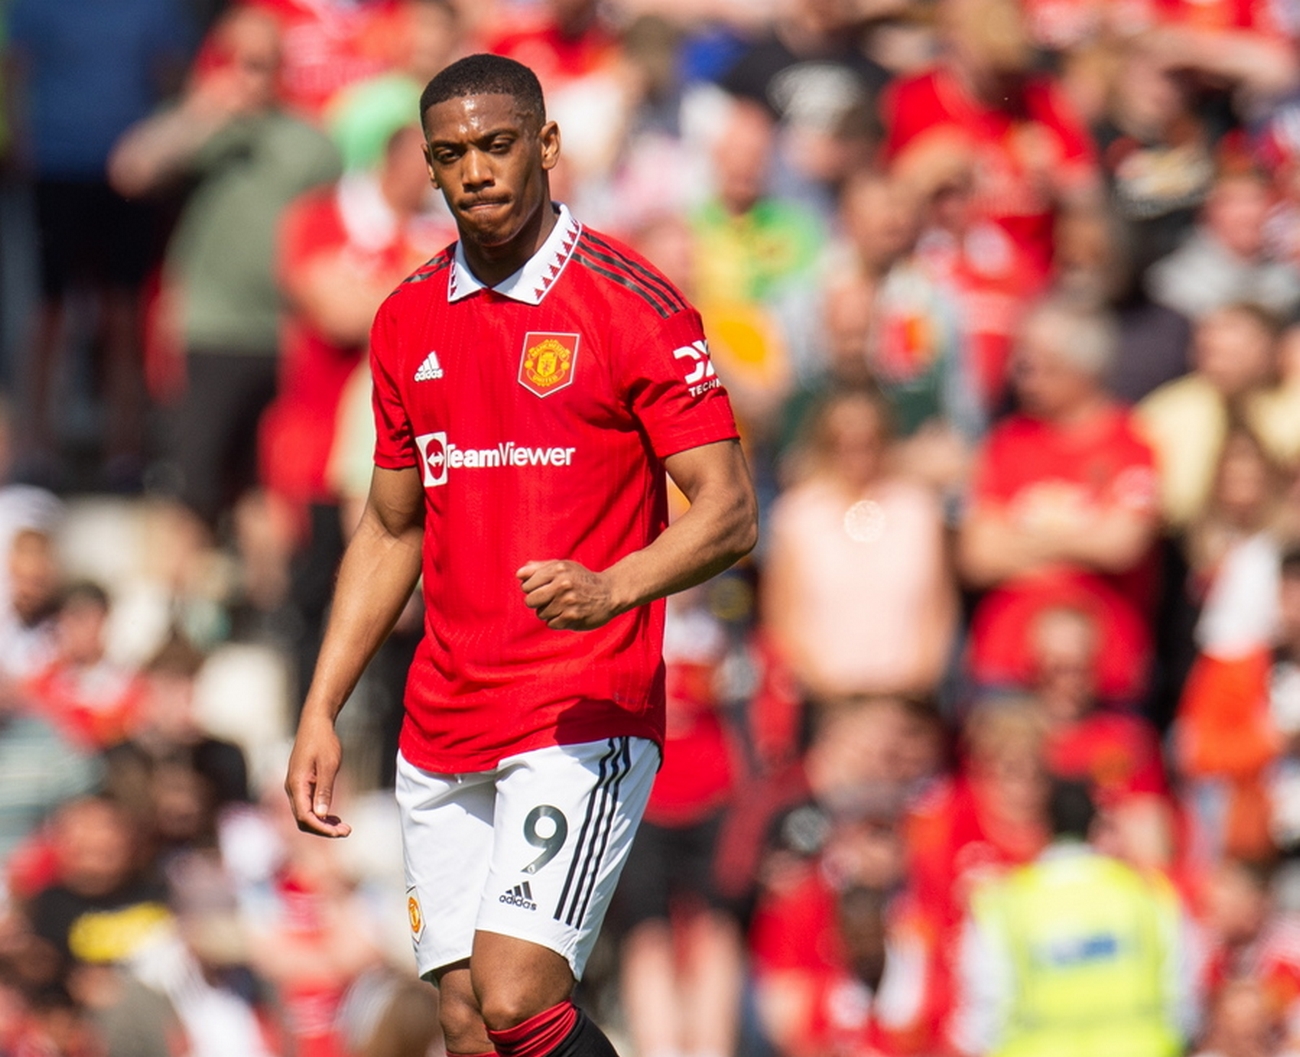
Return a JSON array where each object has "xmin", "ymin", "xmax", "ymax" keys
[
  {"xmin": 616, "ymin": 306, "xmax": 739, "ymax": 460},
  {"xmin": 370, "ymin": 302, "xmax": 416, "ymax": 470}
]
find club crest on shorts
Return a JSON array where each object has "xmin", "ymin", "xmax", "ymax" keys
[
  {"xmin": 406, "ymin": 887, "xmax": 425, "ymax": 941},
  {"xmin": 519, "ymin": 332, "xmax": 579, "ymax": 397}
]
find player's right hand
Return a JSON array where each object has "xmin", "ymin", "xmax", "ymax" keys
[{"xmin": 285, "ymin": 714, "xmax": 353, "ymax": 838}]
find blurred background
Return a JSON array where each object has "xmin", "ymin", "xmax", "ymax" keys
[{"xmin": 2, "ymin": 0, "xmax": 1300, "ymax": 1054}]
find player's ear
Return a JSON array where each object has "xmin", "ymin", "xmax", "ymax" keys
[{"xmin": 539, "ymin": 120, "xmax": 561, "ymax": 172}]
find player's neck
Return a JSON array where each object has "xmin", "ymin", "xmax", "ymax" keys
[{"xmin": 460, "ymin": 197, "xmax": 560, "ymax": 289}]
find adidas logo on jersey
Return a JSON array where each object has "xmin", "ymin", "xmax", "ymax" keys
[
  {"xmin": 499, "ymin": 881, "xmax": 537, "ymax": 911},
  {"xmin": 414, "ymin": 351, "xmax": 444, "ymax": 381}
]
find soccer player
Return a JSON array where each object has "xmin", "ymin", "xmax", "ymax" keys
[{"xmin": 284, "ymin": 53, "xmax": 757, "ymax": 1057}]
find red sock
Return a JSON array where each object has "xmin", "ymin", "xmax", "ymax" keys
[{"xmin": 486, "ymin": 1000, "xmax": 579, "ymax": 1057}]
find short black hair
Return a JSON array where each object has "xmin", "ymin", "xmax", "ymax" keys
[
  {"xmin": 1048, "ymin": 778, "xmax": 1097, "ymax": 841},
  {"xmin": 420, "ymin": 53, "xmax": 546, "ymax": 129}
]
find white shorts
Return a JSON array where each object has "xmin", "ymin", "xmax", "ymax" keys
[{"xmin": 396, "ymin": 736, "xmax": 658, "ymax": 981}]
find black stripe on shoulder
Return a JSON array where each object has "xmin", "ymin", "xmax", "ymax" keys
[
  {"xmin": 402, "ymin": 251, "xmax": 453, "ymax": 285},
  {"xmin": 575, "ymin": 235, "xmax": 680, "ymax": 315},
  {"xmin": 573, "ymin": 250, "xmax": 673, "ymax": 319},
  {"xmin": 581, "ymin": 231, "xmax": 687, "ymax": 313}
]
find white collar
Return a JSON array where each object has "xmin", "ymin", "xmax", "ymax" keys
[{"xmin": 447, "ymin": 204, "xmax": 582, "ymax": 305}]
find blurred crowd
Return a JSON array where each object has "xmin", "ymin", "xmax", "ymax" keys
[{"xmin": 3, "ymin": 0, "xmax": 1300, "ymax": 1054}]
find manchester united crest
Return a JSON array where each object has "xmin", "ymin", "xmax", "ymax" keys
[
  {"xmin": 407, "ymin": 889, "xmax": 425, "ymax": 941},
  {"xmin": 519, "ymin": 332, "xmax": 580, "ymax": 397}
]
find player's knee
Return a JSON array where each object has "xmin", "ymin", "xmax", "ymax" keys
[
  {"xmin": 477, "ymin": 988, "xmax": 546, "ymax": 1033},
  {"xmin": 472, "ymin": 940, "xmax": 575, "ymax": 1032}
]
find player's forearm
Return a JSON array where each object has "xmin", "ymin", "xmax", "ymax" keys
[
  {"xmin": 604, "ymin": 476, "xmax": 757, "ymax": 615},
  {"xmin": 299, "ymin": 513, "xmax": 423, "ymax": 724}
]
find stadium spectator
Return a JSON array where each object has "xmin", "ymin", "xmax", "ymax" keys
[
  {"xmin": 690, "ymin": 96, "xmax": 823, "ymax": 452},
  {"xmin": 765, "ymin": 385, "xmax": 957, "ymax": 706},
  {"xmin": 242, "ymin": 803, "xmax": 387, "ymax": 1057},
  {"xmin": 244, "ymin": 0, "xmax": 403, "ymax": 122},
  {"xmin": 1175, "ymin": 535, "xmax": 1300, "ymax": 864},
  {"xmin": 775, "ymin": 279, "xmax": 875, "ymax": 471},
  {"xmin": 1026, "ymin": 604, "xmax": 1176, "ymax": 869},
  {"xmin": 947, "ymin": 780, "xmax": 1194, "ymax": 1057},
  {"xmin": 260, "ymin": 118, "xmax": 441, "ymax": 531},
  {"xmin": 108, "ymin": 5, "xmax": 341, "ymax": 528},
  {"xmin": 23, "ymin": 581, "xmax": 144, "ymax": 753},
  {"xmin": 717, "ymin": 0, "xmax": 891, "ymax": 197},
  {"xmin": 813, "ymin": 169, "xmax": 982, "ymax": 498},
  {"xmin": 18, "ymin": 797, "xmax": 169, "ymax": 1000},
  {"xmin": 1048, "ymin": 203, "xmax": 1194, "ymax": 406},
  {"xmin": 0, "ymin": 671, "xmax": 100, "ymax": 874},
  {"xmin": 1187, "ymin": 426, "xmax": 1290, "ymax": 660},
  {"xmin": 959, "ymin": 297, "xmax": 1161, "ymax": 704},
  {"xmin": 1137, "ymin": 303, "xmax": 1286, "ymax": 534},
  {"xmin": 1190, "ymin": 977, "xmax": 1288, "ymax": 1057},
  {"xmin": 748, "ymin": 826, "xmax": 941, "ymax": 1057},
  {"xmin": 715, "ymin": 696, "xmax": 929, "ymax": 912},
  {"xmin": 883, "ymin": 0, "xmax": 1097, "ymax": 288},
  {"xmin": 4, "ymin": 0, "xmax": 195, "ymax": 483},
  {"xmin": 0, "ymin": 524, "xmax": 60, "ymax": 684},
  {"xmin": 905, "ymin": 700, "xmax": 1051, "ymax": 935},
  {"xmin": 1093, "ymin": 41, "xmax": 1216, "ymax": 274},
  {"xmin": 101, "ymin": 635, "xmax": 250, "ymax": 874},
  {"xmin": 93, "ymin": 847, "xmax": 276, "ymax": 1057},
  {"xmin": 1197, "ymin": 858, "xmax": 1300, "ymax": 1048},
  {"xmin": 1148, "ymin": 166, "xmax": 1300, "ymax": 321}
]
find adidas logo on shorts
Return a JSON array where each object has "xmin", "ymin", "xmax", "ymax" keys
[
  {"xmin": 414, "ymin": 350, "xmax": 444, "ymax": 381},
  {"xmin": 499, "ymin": 881, "xmax": 537, "ymax": 911}
]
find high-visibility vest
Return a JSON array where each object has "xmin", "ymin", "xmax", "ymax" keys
[{"xmin": 973, "ymin": 848, "xmax": 1182, "ymax": 1057}]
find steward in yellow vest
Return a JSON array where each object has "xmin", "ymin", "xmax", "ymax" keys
[{"xmin": 948, "ymin": 779, "xmax": 1193, "ymax": 1057}]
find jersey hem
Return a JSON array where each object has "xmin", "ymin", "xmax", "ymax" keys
[
  {"xmin": 652, "ymin": 424, "xmax": 741, "ymax": 462},
  {"xmin": 397, "ymin": 716, "xmax": 664, "ymax": 775},
  {"xmin": 373, "ymin": 452, "xmax": 417, "ymax": 470}
]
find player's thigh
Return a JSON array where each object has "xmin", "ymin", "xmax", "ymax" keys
[
  {"xmin": 396, "ymin": 752, "xmax": 496, "ymax": 980},
  {"xmin": 478, "ymin": 736, "xmax": 658, "ymax": 980}
]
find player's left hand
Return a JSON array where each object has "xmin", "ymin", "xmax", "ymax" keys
[{"xmin": 517, "ymin": 559, "xmax": 620, "ymax": 630}]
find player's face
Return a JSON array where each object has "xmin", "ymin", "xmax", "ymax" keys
[{"xmin": 422, "ymin": 93, "xmax": 560, "ymax": 250}]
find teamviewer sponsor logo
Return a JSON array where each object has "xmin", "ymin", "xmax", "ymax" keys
[
  {"xmin": 416, "ymin": 431, "xmax": 449, "ymax": 487},
  {"xmin": 414, "ymin": 432, "xmax": 576, "ymax": 488},
  {"xmin": 500, "ymin": 881, "xmax": 537, "ymax": 911}
]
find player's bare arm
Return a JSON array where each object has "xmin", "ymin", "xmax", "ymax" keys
[
  {"xmin": 518, "ymin": 438, "xmax": 757, "ymax": 630},
  {"xmin": 286, "ymin": 464, "xmax": 424, "ymax": 837}
]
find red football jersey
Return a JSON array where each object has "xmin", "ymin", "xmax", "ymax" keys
[
  {"xmin": 370, "ymin": 206, "xmax": 740, "ymax": 773},
  {"xmin": 966, "ymin": 406, "xmax": 1159, "ymax": 700},
  {"xmin": 881, "ymin": 68, "xmax": 1097, "ymax": 282}
]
